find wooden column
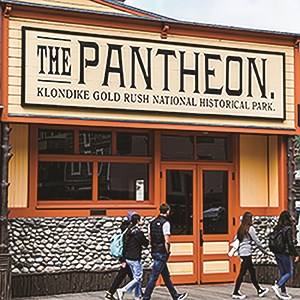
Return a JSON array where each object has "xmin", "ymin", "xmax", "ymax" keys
[
  {"xmin": 0, "ymin": 123, "xmax": 12, "ymax": 299},
  {"xmin": 287, "ymin": 136, "xmax": 296, "ymax": 217}
]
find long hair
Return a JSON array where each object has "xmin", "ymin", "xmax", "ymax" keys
[
  {"xmin": 124, "ymin": 214, "xmax": 141, "ymax": 244},
  {"xmin": 275, "ymin": 210, "xmax": 292, "ymax": 229},
  {"xmin": 237, "ymin": 212, "xmax": 253, "ymax": 242}
]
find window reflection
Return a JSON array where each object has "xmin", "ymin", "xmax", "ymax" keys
[
  {"xmin": 161, "ymin": 135, "xmax": 194, "ymax": 160},
  {"xmin": 203, "ymin": 171, "xmax": 228, "ymax": 234},
  {"xmin": 196, "ymin": 137, "xmax": 228, "ymax": 161},
  {"xmin": 38, "ymin": 162, "xmax": 92, "ymax": 200},
  {"xmin": 117, "ymin": 133, "xmax": 149, "ymax": 156},
  {"xmin": 98, "ymin": 163, "xmax": 149, "ymax": 200},
  {"xmin": 166, "ymin": 170, "xmax": 193, "ymax": 235},
  {"xmin": 38, "ymin": 129, "xmax": 74, "ymax": 154},
  {"xmin": 79, "ymin": 131, "xmax": 111, "ymax": 155}
]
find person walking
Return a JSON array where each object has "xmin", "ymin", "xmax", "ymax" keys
[
  {"xmin": 143, "ymin": 203, "xmax": 188, "ymax": 300},
  {"xmin": 232, "ymin": 212, "xmax": 269, "ymax": 299},
  {"xmin": 271, "ymin": 211, "xmax": 299, "ymax": 300},
  {"xmin": 117, "ymin": 214, "xmax": 149, "ymax": 300},
  {"xmin": 105, "ymin": 212, "xmax": 137, "ymax": 300}
]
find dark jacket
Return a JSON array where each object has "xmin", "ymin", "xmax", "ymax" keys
[
  {"xmin": 150, "ymin": 215, "xmax": 168, "ymax": 254},
  {"xmin": 281, "ymin": 225, "xmax": 299, "ymax": 257},
  {"xmin": 124, "ymin": 226, "xmax": 149, "ymax": 260}
]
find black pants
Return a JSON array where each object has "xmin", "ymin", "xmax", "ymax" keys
[
  {"xmin": 109, "ymin": 264, "xmax": 133, "ymax": 294},
  {"xmin": 234, "ymin": 256, "xmax": 260, "ymax": 294}
]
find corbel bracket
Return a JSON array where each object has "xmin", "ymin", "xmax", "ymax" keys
[
  {"xmin": 294, "ymin": 39, "xmax": 300, "ymax": 52},
  {"xmin": 161, "ymin": 24, "xmax": 170, "ymax": 39},
  {"xmin": 4, "ymin": 4, "xmax": 12, "ymax": 18}
]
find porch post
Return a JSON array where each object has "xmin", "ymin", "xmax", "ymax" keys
[
  {"xmin": 0, "ymin": 123, "xmax": 13, "ymax": 299},
  {"xmin": 287, "ymin": 136, "xmax": 296, "ymax": 217}
]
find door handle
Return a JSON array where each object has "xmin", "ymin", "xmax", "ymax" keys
[{"xmin": 200, "ymin": 229, "xmax": 204, "ymax": 246}]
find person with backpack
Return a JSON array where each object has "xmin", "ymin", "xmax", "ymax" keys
[
  {"xmin": 105, "ymin": 212, "xmax": 137, "ymax": 300},
  {"xmin": 117, "ymin": 213, "xmax": 149, "ymax": 300},
  {"xmin": 271, "ymin": 211, "xmax": 299, "ymax": 300},
  {"xmin": 143, "ymin": 203, "xmax": 188, "ymax": 300},
  {"xmin": 232, "ymin": 212, "xmax": 269, "ymax": 299}
]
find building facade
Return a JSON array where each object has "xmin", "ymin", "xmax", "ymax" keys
[{"xmin": 1, "ymin": 0, "xmax": 300, "ymax": 297}]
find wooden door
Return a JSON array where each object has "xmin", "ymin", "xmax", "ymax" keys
[
  {"xmin": 199, "ymin": 165, "xmax": 237, "ymax": 283},
  {"xmin": 161, "ymin": 164, "xmax": 198, "ymax": 284}
]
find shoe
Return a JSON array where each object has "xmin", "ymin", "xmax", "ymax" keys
[
  {"xmin": 116, "ymin": 289, "xmax": 124, "ymax": 300},
  {"xmin": 105, "ymin": 292, "xmax": 117, "ymax": 300},
  {"xmin": 281, "ymin": 293, "xmax": 292, "ymax": 300},
  {"xmin": 272, "ymin": 284, "xmax": 282, "ymax": 299},
  {"xmin": 258, "ymin": 287, "xmax": 269, "ymax": 297},
  {"xmin": 178, "ymin": 293, "xmax": 188, "ymax": 300},
  {"xmin": 232, "ymin": 291, "xmax": 246, "ymax": 299}
]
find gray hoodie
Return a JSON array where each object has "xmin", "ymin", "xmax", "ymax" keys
[{"xmin": 238, "ymin": 226, "xmax": 265, "ymax": 256}]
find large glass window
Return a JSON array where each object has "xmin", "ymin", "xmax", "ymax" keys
[
  {"xmin": 98, "ymin": 163, "xmax": 149, "ymax": 200},
  {"xmin": 79, "ymin": 131, "xmax": 111, "ymax": 155},
  {"xmin": 38, "ymin": 162, "xmax": 93, "ymax": 200},
  {"xmin": 161, "ymin": 135, "xmax": 194, "ymax": 160},
  {"xmin": 117, "ymin": 133, "xmax": 149, "ymax": 156},
  {"xmin": 196, "ymin": 137, "xmax": 228, "ymax": 161},
  {"xmin": 166, "ymin": 170, "xmax": 193, "ymax": 235},
  {"xmin": 203, "ymin": 170, "xmax": 228, "ymax": 234},
  {"xmin": 38, "ymin": 129, "xmax": 74, "ymax": 154}
]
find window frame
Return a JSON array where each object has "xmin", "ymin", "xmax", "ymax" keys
[{"xmin": 31, "ymin": 125, "xmax": 154, "ymax": 209}]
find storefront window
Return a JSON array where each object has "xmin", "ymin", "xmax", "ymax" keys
[
  {"xmin": 38, "ymin": 129, "xmax": 74, "ymax": 154},
  {"xmin": 38, "ymin": 162, "xmax": 93, "ymax": 200},
  {"xmin": 166, "ymin": 170, "xmax": 193, "ymax": 235},
  {"xmin": 79, "ymin": 131, "xmax": 111, "ymax": 155},
  {"xmin": 203, "ymin": 170, "xmax": 228, "ymax": 234},
  {"xmin": 117, "ymin": 133, "xmax": 149, "ymax": 156},
  {"xmin": 196, "ymin": 137, "xmax": 228, "ymax": 160},
  {"xmin": 161, "ymin": 135, "xmax": 194, "ymax": 160},
  {"xmin": 98, "ymin": 163, "xmax": 149, "ymax": 200}
]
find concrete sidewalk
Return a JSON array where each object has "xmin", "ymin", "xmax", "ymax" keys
[{"xmin": 14, "ymin": 283, "xmax": 300, "ymax": 299}]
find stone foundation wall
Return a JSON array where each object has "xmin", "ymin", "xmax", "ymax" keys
[{"xmin": 9, "ymin": 216, "xmax": 153, "ymax": 275}]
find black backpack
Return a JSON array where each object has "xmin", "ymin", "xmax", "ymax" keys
[{"xmin": 269, "ymin": 227, "xmax": 286, "ymax": 254}]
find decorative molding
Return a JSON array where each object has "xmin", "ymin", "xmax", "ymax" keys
[
  {"xmin": 161, "ymin": 24, "xmax": 170, "ymax": 39},
  {"xmin": 3, "ymin": 4, "xmax": 12, "ymax": 19}
]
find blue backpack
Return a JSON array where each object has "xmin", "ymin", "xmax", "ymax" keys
[{"xmin": 110, "ymin": 228, "xmax": 128, "ymax": 258}]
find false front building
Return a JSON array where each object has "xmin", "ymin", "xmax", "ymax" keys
[{"xmin": 1, "ymin": 0, "xmax": 300, "ymax": 296}]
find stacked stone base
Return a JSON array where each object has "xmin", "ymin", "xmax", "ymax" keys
[{"xmin": 12, "ymin": 269, "xmax": 152, "ymax": 298}]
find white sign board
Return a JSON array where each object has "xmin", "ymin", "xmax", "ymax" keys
[{"xmin": 22, "ymin": 27, "xmax": 286, "ymax": 120}]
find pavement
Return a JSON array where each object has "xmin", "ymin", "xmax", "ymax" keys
[{"xmin": 13, "ymin": 283, "xmax": 300, "ymax": 300}]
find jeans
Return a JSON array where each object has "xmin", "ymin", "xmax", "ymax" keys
[
  {"xmin": 275, "ymin": 254, "xmax": 293, "ymax": 293},
  {"xmin": 234, "ymin": 256, "xmax": 260, "ymax": 294},
  {"xmin": 123, "ymin": 259, "xmax": 143, "ymax": 297},
  {"xmin": 109, "ymin": 263, "xmax": 133, "ymax": 294},
  {"xmin": 143, "ymin": 252, "xmax": 179, "ymax": 300}
]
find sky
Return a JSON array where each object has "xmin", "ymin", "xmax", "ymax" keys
[{"xmin": 126, "ymin": 0, "xmax": 300, "ymax": 34}]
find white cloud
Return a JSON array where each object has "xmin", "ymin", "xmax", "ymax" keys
[{"xmin": 126, "ymin": 0, "xmax": 300, "ymax": 33}]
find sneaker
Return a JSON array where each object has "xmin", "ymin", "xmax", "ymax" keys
[
  {"xmin": 272, "ymin": 284, "xmax": 282, "ymax": 299},
  {"xmin": 281, "ymin": 293, "xmax": 292, "ymax": 300},
  {"xmin": 178, "ymin": 293, "xmax": 188, "ymax": 300},
  {"xmin": 232, "ymin": 291, "xmax": 246, "ymax": 299},
  {"xmin": 258, "ymin": 287, "xmax": 269, "ymax": 297},
  {"xmin": 105, "ymin": 292, "xmax": 117, "ymax": 300},
  {"xmin": 116, "ymin": 289, "xmax": 124, "ymax": 300}
]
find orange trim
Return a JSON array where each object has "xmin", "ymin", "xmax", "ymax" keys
[
  {"xmin": 5, "ymin": 115, "xmax": 296, "ymax": 135},
  {"xmin": 8, "ymin": 4, "xmax": 298, "ymax": 47},
  {"xmin": 1, "ymin": 12, "xmax": 8, "ymax": 118},
  {"xmin": 294, "ymin": 43, "xmax": 300, "ymax": 133}
]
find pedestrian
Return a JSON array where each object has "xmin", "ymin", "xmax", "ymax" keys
[
  {"xmin": 105, "ymin": 212, "xmax": 137, "ymax": 300},
  {"xmin": 117, "ymin": 213, "xmax": 149, "ymax": 300},
  {"xmin": 232, "ymin": 212, "xmax": 269, "ymax": 299},
  {"xmin": 143, "ymin": 203, "xmax": 188, "ymax": 300},
  {"xmin": 271, "ymin": 210, "xmax": 299, "ymax": 300}
]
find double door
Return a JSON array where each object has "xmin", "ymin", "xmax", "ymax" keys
[{"xmin": 161, "ymin": 163, "xmax": 237, "ymax": 284}]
